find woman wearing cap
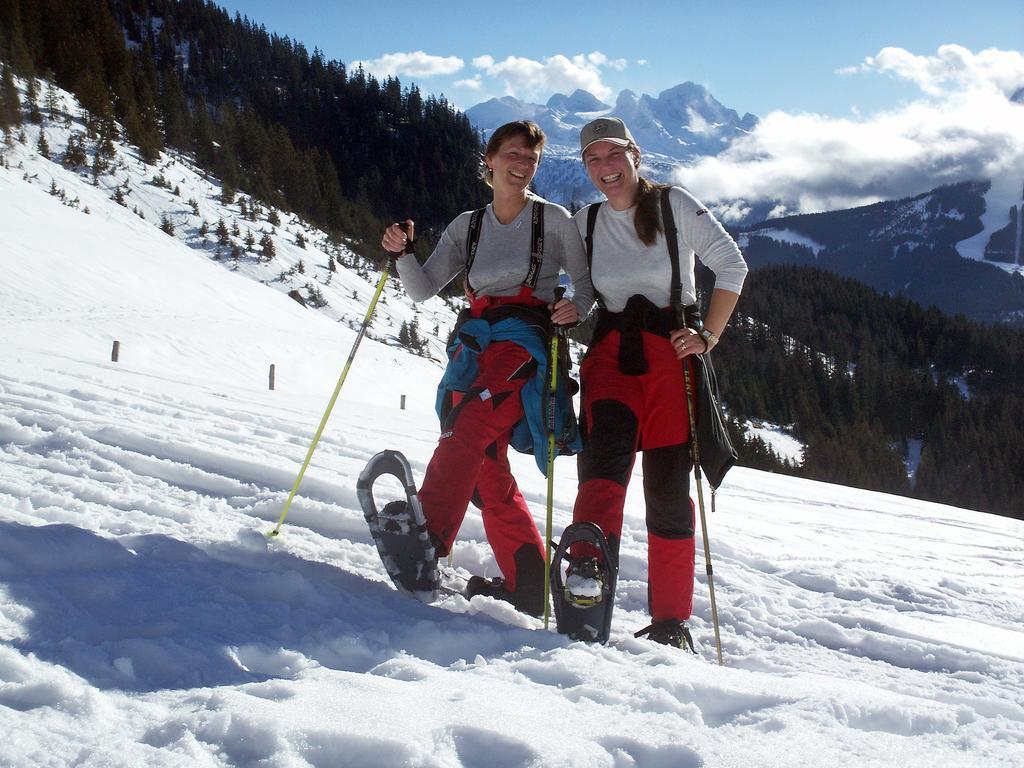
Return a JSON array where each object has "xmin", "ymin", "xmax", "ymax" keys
[
  {"xmin": 380, "ymin": 120, "xmax": 594, "ymax": 616},
  {"xmin": 570, "ymin": 116, "xmax": 747, "ymax": 649}
]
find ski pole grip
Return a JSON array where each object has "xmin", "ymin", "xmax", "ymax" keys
[
  {"xmin": 398, "ymin": 221, "xmax": 416, "ymax": 255},
  {"xmin": 551, "ymin": 286, "xmax": 568, "ymax": 334}
]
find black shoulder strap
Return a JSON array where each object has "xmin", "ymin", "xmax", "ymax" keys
[
  {"xmin": 523, "ymin": 201, "xmax": 544, "ymax": 289},
  {"xmin": 659, "ymin": 188, "xmax": 683, "ymax": 320},
  {"xmin": 585, "ymin": 202, "xmax": 602, "ymax": 269},
  {"xmin": 465, "ymin": 207, "xmax": 486, "ymax": 293}
]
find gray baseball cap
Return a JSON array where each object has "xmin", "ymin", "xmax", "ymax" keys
[{"xmin": 579, "ymin": 117, "xmax": 636, "ymax": 155}]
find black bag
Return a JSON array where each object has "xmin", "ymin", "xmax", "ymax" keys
[
  {"xmin": 691, "ymin": 351, "xmax": 737, "ymax": 490},
  {"xmin": 663, "ymin": 192, "xmax": 738, "ymax": 489}
]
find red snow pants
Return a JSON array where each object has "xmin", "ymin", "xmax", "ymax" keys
[
  {"xmin": 417, "ymin": 340, "xmax": 545, "ymax": 593},
  {"xmin": 572, "ymin": 329, "xmax": 697, "ymax": 622}
]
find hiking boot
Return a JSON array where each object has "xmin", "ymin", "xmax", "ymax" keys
[
  {"xmin": 465, "ymin": 575, "xmax": 544, "ymax": 618},
  {"xmin": 635, "ymin": 620, "xmax": 697, "ymax": 653},
  {"xmin": 563, "ymin": 557, "xmax": 604, "ymax": 607}
]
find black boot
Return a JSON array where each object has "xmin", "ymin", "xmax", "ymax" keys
[
  {"xmin": 634, "ymin": 620, "xmax": 697, "ymax": 653},
  {"xmin": 465, "ymin": 544, "xmax": 545, "ymax": 617}
]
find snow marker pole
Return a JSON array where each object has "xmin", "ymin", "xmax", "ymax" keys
[
  {"xmin": 542, "ymin": 288, "xmax": 566, "ymax": 630},
  {"xmin": 268, "ymin": 244, "xmax": 403, "ymax": 538},
  {"xmin": 683, "ymin": 360, "xmax": 724, "ymax": 666}
]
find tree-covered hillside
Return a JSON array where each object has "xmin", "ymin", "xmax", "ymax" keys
[
  {"xmin": 0, "ymin": 0, "xmax": 487, "ymax": 249},
  {"xmin": 713, "ymin": 265, "xmax": 1024, "ymax": 518}
]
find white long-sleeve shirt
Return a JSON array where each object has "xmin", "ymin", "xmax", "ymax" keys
[
  {"xmin": 575, "ymin": 186, "xmax": 747, "ymax": 313},
  {"xmin": 397, "ymin": 193, "xmax": 594, "ymax": 317}
]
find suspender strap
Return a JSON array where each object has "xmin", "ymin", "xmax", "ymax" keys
[
  {"xmin": 584, "ymin": 202, "xmax": 601, "ymax": 269},
  {"xmin": 465, "ymin": 207, "xmax": 486, "ymax": 293},
  {"xmin": 466, "ymin": 202, "xmax": 545, "ymax": 293},
  {"xmin": 524, "ymin": 201, "xmax": 544, "ymax": 289},
  {"xmin": 584, "ymin": 202, "xmax": 605, "ymax": 309},
  {"xmin": 659, "ymin": 188, "xmax": 684, "ymax": 320}
]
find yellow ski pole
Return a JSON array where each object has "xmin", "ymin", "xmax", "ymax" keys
[
  {"xmin": 542, "ymin": 288, "xmax": 566, "ymax": 629},
  {"xmin": 268, "ymin": 248, "xmax": 400, "ymax": 538}
]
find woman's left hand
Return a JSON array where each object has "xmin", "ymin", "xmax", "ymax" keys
[
  {"xmin": 669, "ymin": 328, "xmax": 707, "ymax": 359},
  {"xmin": 549, "ymin": 298, "xmax": 579, "ymax": 327}
]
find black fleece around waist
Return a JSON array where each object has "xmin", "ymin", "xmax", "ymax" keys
[{"xmin": 590, "ymin": 295, "xmax": 679, "ymax": 375}]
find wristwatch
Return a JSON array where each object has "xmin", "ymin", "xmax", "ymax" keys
[{"xmin": 699, "ymin": 328, "xmax": 719, "ymax": 349}]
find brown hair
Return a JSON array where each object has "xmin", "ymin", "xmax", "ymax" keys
[
  {"xmin": 634, "ymin": 176, "xmax": 671, "ymax": 246},
  {"xmin": 480, "ymin": 120, "xmax": 546, "ymax": 186}
]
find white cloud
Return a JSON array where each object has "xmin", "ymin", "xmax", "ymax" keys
[
  {"xmin": 352, "ymin": 51, "xmax": 464, "ymax": 79},
  {"xmin": 858, "ymin": 44, "xmax": 1024, "ymax": 97},
  {"xmin": 676, "ymin": 46, "xmax": 1024, "ymax": 222},
  {"xmin": 472, "ymin": 51, "xmax": 622, "ymax": 100},
  {"xmin": 455, "ymin": 76, "xmax": 483, "ymax": 91}
]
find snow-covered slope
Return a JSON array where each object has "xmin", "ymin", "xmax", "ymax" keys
[{"xmin": 2, "ymin": 80, "xmax": 1024, "ymax": 768}]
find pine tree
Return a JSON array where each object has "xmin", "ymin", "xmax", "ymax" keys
[
  {"xmin": 260, "ymin": 233, "xmax": 276, "ymax": 261},
  {"xmin": 160, "ymin": 214, "xmax": 174, "ymax": 236},
  {"xmin": 26, "ymin": 78, "xmax": 42, "ymax": 124},
  {"xmin": 63, "ymin": 132, "xmax": 87, "ymax": 168},
  {"xmin": 216, "ymin": 218, "xmax": 230, "ymax": 246},
  {"xmin": 158, "ymin": 63, "xmax": 189, "ymax": 149},
  {"xmin": 45, "ymin": 82, "xmax": 60, "ymax": 121},
  {"xmin": 0, "ymin": 64, "xmax": 21, "ymax": 130},
  {"xmin": 36, "ymin": 129, "xmax": 49, "ymax": 158}
]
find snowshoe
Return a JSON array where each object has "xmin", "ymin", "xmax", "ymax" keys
[
  {"xmin": 634, "ymin": 620, "xmax": 697, "ymax": 653},
  {"xmin": 550, "ymin": 522, "xmax": 617, "ymax": 643},
  {"xmin": 357, "ymin": 450, "xmax": 438, "ymax": 602}
]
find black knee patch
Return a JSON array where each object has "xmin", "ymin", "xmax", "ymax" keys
[
  {"xmin": 642, "ymin": 443, "xmax": 695, "ymax": 538},
  {"xmin": 577, "ymin": 399, "xmax": 638, "ymax": 487}
]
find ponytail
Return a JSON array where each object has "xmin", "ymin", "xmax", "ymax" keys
[{"xmin": 634, "ymin": 177, "xmax": 671, "ymax": 246}]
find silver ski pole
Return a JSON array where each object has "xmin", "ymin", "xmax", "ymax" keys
[{"xmin": 683, "ymin": 360, "xmax": 724, "ymax": 666}]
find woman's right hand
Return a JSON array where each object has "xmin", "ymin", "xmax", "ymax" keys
[{"xmin": 381, "ymin": 220, "xmax": 414, "ymax": 254}]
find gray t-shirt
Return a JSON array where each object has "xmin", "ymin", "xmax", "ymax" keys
[
  {"xmin": 574, "ymin": 186, "xmax": 747, "ymax": 313},
  {"xmin": 396, "ymin": 193, "xmax": 594, "ymax": 317}
]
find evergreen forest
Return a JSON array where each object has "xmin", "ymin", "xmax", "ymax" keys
[
  {"xmin": 1, "ymin": 0, "xmax": 1021, "ymax": 519},
  {"xmin": 0, "ymin": 0, "xmax": 487, "ymax": 252}
]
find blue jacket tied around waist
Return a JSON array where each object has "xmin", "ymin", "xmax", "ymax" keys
[{"xmin": 435, "ymin": 316, "xmax": 582, "ymax": 475}]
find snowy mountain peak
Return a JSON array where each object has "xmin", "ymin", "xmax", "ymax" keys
[
  {"xmin": 466, "ymin": 81, "xmax": 759, "ymax": 207},
  {"xmin": 545, "ymin": 89, "xmax": 611, "ymax": 114}
]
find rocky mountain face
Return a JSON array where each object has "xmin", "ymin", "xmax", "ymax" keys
[{"xmin": 466, "ymin": 82, "xmax": 757, "ymax": 209}]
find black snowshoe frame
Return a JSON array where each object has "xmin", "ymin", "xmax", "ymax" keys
[
  {"xmin": 357, "ymin": 450, "xmax": 439, "ymax": 602},
  {"xmin": 550, "ymin": 521, "xmax": 617, "ymax": 644}
]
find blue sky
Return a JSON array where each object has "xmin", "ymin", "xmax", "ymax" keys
[
  {"xmin": 216, "ymin": 0, "xmax": 1023, "ymax": 117},
  {"xmin": 215, "ymin": 1, "xmax": 1023, "ymax": 219}
]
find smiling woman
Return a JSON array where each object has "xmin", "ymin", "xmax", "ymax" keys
[
  {"xmin": 570, "ymin": 115, "xmax": 748, "ymax": 651},
  {"xmin": 377, "ymin": 120, "xmax": 595, "ymax": 616}
]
